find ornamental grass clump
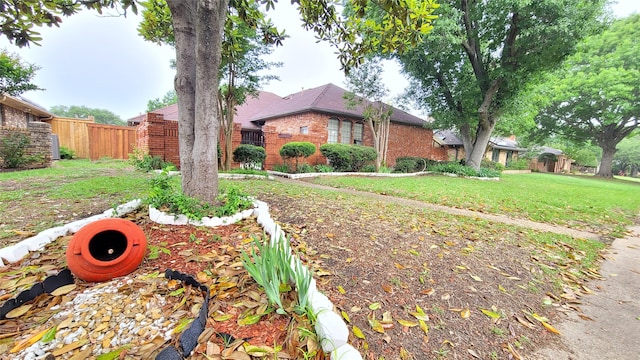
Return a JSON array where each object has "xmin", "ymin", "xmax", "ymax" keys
[{"xmin": 241, "ymin": 234, "xmax": 295, "ymax": 314}]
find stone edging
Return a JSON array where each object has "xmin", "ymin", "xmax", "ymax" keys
[
  {"xmin": 0, "ymin": 199, "xmax": 362, "ymax": 360},
  {"xmin": 267, "ymin": 170, "xmax": 500, "ymax": 181}
]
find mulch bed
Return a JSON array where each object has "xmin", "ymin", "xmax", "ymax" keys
[{"xmin": 0, "ymin": 210, "xmax": 326, "ymax": 359}]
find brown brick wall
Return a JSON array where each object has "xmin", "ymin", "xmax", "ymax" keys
[
  {"xmin": 1, "ymin": 105, "xmax": 29, "ymax": 128},
  {"xmin": 135, "ymin": 113, "xmax": 180, "ymax": 167},
  {"xmin": 387, "ymin": 123, "xmax": 447, "ymax": 165}
]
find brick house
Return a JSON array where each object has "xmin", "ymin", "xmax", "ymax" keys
[
  {"xmin": 433, "ymin": 130, "xmax": 527, "ymax": 167},
  {"xmin": 0, "ymin": 94, "xmax": 53, "ymax": 168},
  {"xmin": 132, "ymin": 83, "xmax": 446, "ymax": 170}
]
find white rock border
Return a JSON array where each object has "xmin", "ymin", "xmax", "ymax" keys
[
  {"xmin": 0, "ymin": 198, "xmax": 362, "ymax": 360},
  {"xmin": 0, "ymin": 199, "xmax": 142, "ymax": 266}
]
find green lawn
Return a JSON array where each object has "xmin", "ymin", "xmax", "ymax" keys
[{"xmin": 308, "ymin": 173, "xmax": 640, "ymax": 238}]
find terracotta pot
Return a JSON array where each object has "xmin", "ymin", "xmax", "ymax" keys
[{"xmin": 66, "ymin": 218, "xmax": 147, "ymax": 282}]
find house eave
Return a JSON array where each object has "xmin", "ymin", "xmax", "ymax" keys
[{"xmin": 0, "ymin": 94, "xmax": 54, "ymax": 118}]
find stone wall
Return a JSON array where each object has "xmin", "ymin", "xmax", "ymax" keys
[
  {"xmin": 1, "ymin": 104, "xmax": 29, "ymax": 128},
  {"xmin": 0, "ymin": 122, "xmax": 52, "ymax": 169}
]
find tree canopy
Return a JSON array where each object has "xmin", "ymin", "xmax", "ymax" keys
[
  {"xmin": 531, "ymin": 14, "xmax": 640, "ymax": 177},
  {"xmin": 368, "ymin": 0, "xmax": 608, "ymax": 170},
  {"xmin": 146, "ymin": 89, "xmax": 177, "ymax": 112},
  {"xmin": 50, "ymin": 105, "xmax": 125, "ymax": 125},
  {"xmin": 0, "ymin": 48, "xmax": 41, "ymax": 95}
]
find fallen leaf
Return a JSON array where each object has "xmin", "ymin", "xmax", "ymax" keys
[
  {"xmin": 10, "ymin": 327, "xmax": 51, "ymax": 353},
  {"xmin": 341, "ymin": 311, "xmax": 351, "ymax": 323},
  {"xmin": 480, "ymin": 309, "xmax": 501, "ymax": 322},
  {"xmin": 397, "ymin": 319, "xmax": 418, "ymax": 327},
  {"xmin": 467, "ymin": 349, "xmax": 481, "ymax": 359},
  {"xmin": 368, "ymin": 302, "xmax": 381, "ymax": 310},
  {"xmin": 421, "ymin": 288, "xmax": 435, "ymax": 296},
  {"xmin": 352, "ymin": 326, "xmax": 366, "ymax": 339},
  {"xmin": 461, "ymin": 308, "xmax": 471, "ymax": 319},
  {"xmin": 382, "ymin": 284, "xmax": 393, "ymax": 293},
  {"xmin": 541, "ymin": 321, "xmax": 561, "ymax": 334},
  {"xmin": 419, "ymin": 320, "xmax": 429, "ymax": 335},
  {"xmin": 5, "ymin": 304, "xmax": 32, "ymax": 319},
  {"xmin": 337, "ymin": 285, "xmax": 346, "ymax": 294}
]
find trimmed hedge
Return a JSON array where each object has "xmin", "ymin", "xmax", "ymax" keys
[
  {"xmin": 393, "ymin": 157, "xmax": 437, "ymax": 173},
  {"xmin": 319, "ymin": 144, "xmax": 376, "ymax": 172},
  {"xmin": 279, "ymin": 142, "xmax": 316, "ymax": 172},
  {"xmin": 233, "ymin": 144, "xmax": 266, "ymax": 166}
]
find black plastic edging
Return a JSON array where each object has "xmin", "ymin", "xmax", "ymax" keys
[
  {"xmin": 0, "ymin": 268, "xmax": 210, "ymax": 360},
  {"xmin": 0, "ymin": 269, "xmax": 74, "ymax": 320},
  {"xmin": 155, "ymin": 269, "xmax": 210, "ymax": 360}
]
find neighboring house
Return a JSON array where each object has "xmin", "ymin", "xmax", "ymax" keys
[
  {"xmin": 433, "ymin": 130, "xmax": 526, "ymax": 167},
  {"xmin": 133, "ymin": 83, "xmax": 447, "ymax": 170},
  {"xmin": 0, "ymin": 94, "xmax": 53, "ymax": 168},
  {"xmin": 529, "ymin": 146, "xmax": 573, "ymax": 173}
]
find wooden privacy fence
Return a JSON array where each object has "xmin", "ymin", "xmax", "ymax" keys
[
  {"xmin": 46, "ymin": 117, "xmax": 136, "ymax": 160},
  {"xmin": 87, "ymin": 123, "xmax": 136, "ymax": 161}
]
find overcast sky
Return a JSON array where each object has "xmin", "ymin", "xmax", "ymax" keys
[{"xmin": 0, "ymin": 1, "xmax": 637, "ymax": 121}]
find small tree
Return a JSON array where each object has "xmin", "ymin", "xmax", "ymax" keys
[
  {"xmin": 344, "ymin": 59, "xmax": 392, "ymax": 171},
  {"xmin": 0, "ymin": 48, "xmax": 41, "ymax": 95},
  {"xmin": 233, "ymin": 144, "xmax": 266, "ymax": 169},
  {"xmin": 0, "ymin": 131, "xmax": 30, "ymax": 168},
  {"xmin": 279, "ymin": 142, "xmax": 316, "ymax": 172}
]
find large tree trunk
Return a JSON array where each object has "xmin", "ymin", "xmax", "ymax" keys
[
  {"xmin": 465, "ymin": 122, "xmax": 495, "ymax": 170},
  {"xmin": 167, "ymin": 0, "xmax": 228, "ymax": 202},
  {"xmin": 596, "ymin": 143, "xmax": 616, "ymax": 178}
]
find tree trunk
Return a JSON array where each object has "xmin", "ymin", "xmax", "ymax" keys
[
  {"xmin": 167, "ymin": 0, "xmax": 228, "ymax": 202},
  {"xmin": 596, "ymin": 143, "xmax": 616, "ymax": 178},
  {"xmin": 223, "ymin": 96, "xmax": 235, "ymax": 171},
  {"xmin": 465, "ymin": 122, "xmax": 495, "ymax": 170}
]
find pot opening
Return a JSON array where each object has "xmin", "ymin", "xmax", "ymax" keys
[{"xmin": 88, "ymin": 230, "xmax": 128, "ymax": 261}]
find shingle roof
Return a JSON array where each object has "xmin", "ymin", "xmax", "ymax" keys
[
  {"xmin": 128, "ymin": 84, "xmax": 429, "ymax": 128},
  {"xmin": 434, "ymin": 129, "xmax": 463, "ymax": 146},
  {"xmin": 249, "ymin": 83, "xmax": 428, "ymax": 127}
]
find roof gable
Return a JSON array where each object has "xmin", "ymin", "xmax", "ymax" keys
[{"xmin": 249, "ymin": 83, "xmax": 427, "ymax": 127}]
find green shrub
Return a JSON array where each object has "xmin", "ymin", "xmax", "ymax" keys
[
  {"xmin": 272, "ymin": 164, "xmax": 290, "ymax": 173},
  {"xmin": 427, "ymin": 161, "xmax": 501, "ymax": 178},
  {"xmin": 505, "ymin": 158, "xmax": 529, "ymax": 170},
  {"xmin": 320, "ymin": 143, "xmax": 376, "ymax": 172},
  {"xmin": 59, "ymin": 146, "xmax": 75, "ymax": 160},
  {"xmin": 0, "ymin": 131, "xmax": 30, "ymax": 169},
  {"xmin": 361, "ymin": 164, "xmax": 376, "ymax": 172},
  {"xmin": 314, "ymin": 164, "xmax": 334, "ymax": 173},
  {"xmin": 477, "ymin": 168, "xmax": 501, "ymax": 178},
  {"xmin": 481, "ymin": 159, "xmax": 505, "ymax": 171},
  {"xmin": 350, "ymin": 145, "xmax": 377, "ymax": 171},
  {"xmin": 129, "ymin": 148, "xmax": 172, "ymax": 172},
  {"xmin": 320, "ymin": 144, "xmax": 351, "ymax": 171},
  {"xmin": 233, "ymin": 144, "xmax": 266, "ymax": 169},
  {"xmin": 146, "ymin": 167, "xmax": 253, "ymax": 220},
  {"xmin": 297, "ymin": 163, "xmax": 314, "ymax": 173},
  {"xmin": 279, "ymin": 142, "xmax": 316, "ymax": 172}
]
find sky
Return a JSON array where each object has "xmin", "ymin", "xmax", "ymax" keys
[{"xmin": 1, "ymin": 1, "xmax": 638, "ymax": 121}]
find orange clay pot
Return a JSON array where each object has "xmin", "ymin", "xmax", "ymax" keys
[{"xmin": 66, "ymin": 218, "xmax": 147, "ymax": 282}]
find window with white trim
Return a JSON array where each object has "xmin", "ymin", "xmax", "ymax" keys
[
  {"xmin": 328, "ymin": 118, "xmax": 339, "ymax": 143},
  {"xmin": 340, "ymin": 120, "xmax": 351, "ymax": 144},
  {"xmin": 354, "ymin": 123, "xmax": 363, "ymax": 144}
]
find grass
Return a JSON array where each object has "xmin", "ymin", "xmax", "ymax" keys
[{"xmin": 308, "ymin": 173, "xmax": 640, "ymax": 237}]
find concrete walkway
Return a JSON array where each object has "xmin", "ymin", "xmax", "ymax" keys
[
  {"xmin": 536, "ymin": 225, "xmax": 640, "ymax": 360},
  {"xmin": 277, "ymin": 177, "xmax": 640, "ymax": 359}
]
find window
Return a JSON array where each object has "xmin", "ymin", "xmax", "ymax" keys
[
  {"xmin": 491, "ymin": 149, "xmax": 500, "ymax": 163},
  {"xmin": 506, "ymin": 151, "xmax": 513, "ymax": 166},
  {"xmin": 340, "ymin": 120, "xmax": 351, "ymax": 144},
  {"xmin": 354, "ymin": 123, "xmax": 363, "ymax": 144},
  {"xmin": 328, "ymin": 118, "xmax": 339, "ymax": 143},
  {"xmin": 300, "ymin": 126, "xmax": 308, "ymax": 135}
]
